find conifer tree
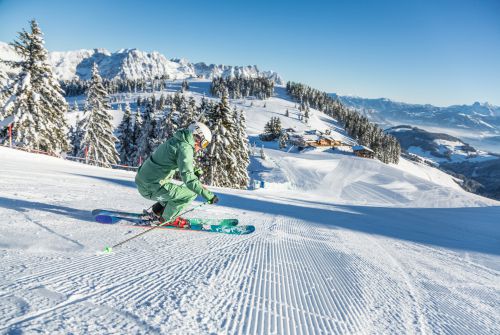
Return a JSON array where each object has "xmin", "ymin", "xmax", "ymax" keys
[
  {"xmin": 261, "ymin": 116, "xmax": 282, "ymax": 141},
  {"xmin": 156, "ymin": 107, "xmax": 177, "ymax": 141},
  {"xmin": 197, "ymin": 97, "xmax": 211, "ymax": 124},
  {"xmin": 202, "ymin": 95, "xmax": 238, "ymax": 187},
  {"xmin": 233, "ymin": 108, "xmax": 250, "ymax": 188},
  {"xmin": 304, "ymin": 105, "xmax": 310, "ymax": 124},
  {"xmin": 117, "ymin": 103, "xmax": 135, "ymax": 165},
  {"xmin": 78, "ymin": 63, "xmax": 119, "ymax": 167},
  {"xmin": 69, "ymin": 114, "xmax": 84, "ymax": 156},
  {"xmin": 181, "ymin": 80, "xmax": 189, "ymax": 92},
  {"xmin": 279, "ymin": 132, "xmax": 288, "ymax": 149},
  {"xmin": 136, "ymin": 101, "xmax": 157, "ymax": 162},
  {"xmin": 0, "ymin": 19, "xmax": 69, "ymax": 153},
  {"xmin": 132, "ymin": 108, "xmax": 143, "ymax": 165},
  {"xmin": 177, "ymin": 95, "xmax": 195, "ymax": 128}
]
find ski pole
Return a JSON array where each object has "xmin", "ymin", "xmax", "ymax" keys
[{"xmin": 103, "ymin": 202, "xmax": 207, "ymax": 253}]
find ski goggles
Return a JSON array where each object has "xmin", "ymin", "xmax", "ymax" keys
[{"xmin": 201, "ymin": 139, "xmax": 209, "ymax": 149}]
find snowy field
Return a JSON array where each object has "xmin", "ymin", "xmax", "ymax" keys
[{"xmin": 1, "ymin": 143, "xmax": 499, "ymax": 334}]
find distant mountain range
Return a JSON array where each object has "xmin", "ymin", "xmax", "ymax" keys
[
  {"xmin": 333, "ymin": 94, "xmax": 500, "ymax": 134},
  {"xmin": 0, "ymin": 41, "xmax": 283, "ymax": 84}
]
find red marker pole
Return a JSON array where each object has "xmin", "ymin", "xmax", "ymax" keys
[{"xmin": 8, "ymin": 124, "xmax": 12, "ymax": 148}]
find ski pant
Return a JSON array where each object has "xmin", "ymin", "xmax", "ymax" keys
[{"xmin": 137, "ymin": 182, "xmax": 197, "ymax": 221}]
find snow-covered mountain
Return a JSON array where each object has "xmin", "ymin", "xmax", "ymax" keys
[
  {"xmin": 0, "ymin": 41, "xmax": 283, "ymax": 84},
  {"xmin": 386, "ymin": 125, "xmax": 494, "ymax": 164},
  {"xmin": 334, "ymin": 94, "xmax": 500, "ymax": 134},
  {"xmin": 386, "ymin": 125, "xmax": 500, "ymax": 199}
]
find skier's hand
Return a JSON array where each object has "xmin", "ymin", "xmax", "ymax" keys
[
  {"xmin": 194, "ymin": 167, "xmax": 203, "ymax": 178},
  {"xmin": 208, "ymin": 195, "xmax": 219, "ymax": 204}
]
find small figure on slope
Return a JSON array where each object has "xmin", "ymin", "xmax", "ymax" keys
[{"xmin": 135, "ymin": 122, "xmax": 218, "ymax": 228}]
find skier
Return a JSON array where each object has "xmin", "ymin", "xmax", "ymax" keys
[{"xmin": 135, "ymin": 122, "xmax": 219, "ymax": 228}]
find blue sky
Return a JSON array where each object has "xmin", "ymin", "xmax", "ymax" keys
[{"xmin": 1, "ymin": 0, "xmax": 499, "ymax": 106}]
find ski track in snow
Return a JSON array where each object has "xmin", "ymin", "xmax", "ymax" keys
[{"xmin": 1, "ymin": 147, "xmax": 500, "ymax": 334}]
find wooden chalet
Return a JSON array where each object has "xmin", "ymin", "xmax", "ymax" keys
[
  {"xmin": 306, "ymin": 135, "xmax": 343, "ymax": 147},
  {"xmin": 288, "ymin": 133, "xmax": 343, "ymax": 148},
  {"xmin": 352, "ymin": 145, "xmax": 375, "ymax": 158}
]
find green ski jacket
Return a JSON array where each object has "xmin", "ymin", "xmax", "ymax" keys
[{"xmin": 135, "ymin": 129, "xmax": 213, "ymax": 201}]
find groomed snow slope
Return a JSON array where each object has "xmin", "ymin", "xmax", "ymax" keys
[{"xmin": 1, "ymin": 146, "xmax": 499, "ymax": 335}]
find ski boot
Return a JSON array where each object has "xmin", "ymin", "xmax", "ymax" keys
[
  {"xmin": 142, "ymin": 202, "xmax": 166, "ymax": 226},
  {"xmin": 169, "ymin": 216, "xmax": 190, "ymax": 229}
]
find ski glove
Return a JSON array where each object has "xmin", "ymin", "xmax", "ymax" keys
[
  {"xmin": 208, "ymin": 195, "xmax": 219, "ymax": 204},
  {"xmin": 194, "ymin": 167, "xmax": 203, "ymax": 178}
]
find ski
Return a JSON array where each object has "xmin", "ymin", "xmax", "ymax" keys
[
  {"xmin": 92, "ymin": 209, "xmax": 253, "ymax": 235},
  {"xmin": 92, "ymin": 209, "xmax": 147, "ymax": 220},
  {"xmin": 92, "ymin": 209, "xmax": 239, "ymax": 226},
  {"xmin": 94, "ymin": 214, "xmax": 254, "ymax": 235}
]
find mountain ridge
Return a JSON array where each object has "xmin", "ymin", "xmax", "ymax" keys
[
  {"xmin": 0, "ymin": 41, "xmax": 284, "ymax": 84},
  {"xmin": 332, "ymin": 93, "xmax": 500, "ymax": 134}
]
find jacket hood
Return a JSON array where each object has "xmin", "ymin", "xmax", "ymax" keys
[{"xmin": 173, "ymin": 129, "xmax": 195, "ymax": 148}]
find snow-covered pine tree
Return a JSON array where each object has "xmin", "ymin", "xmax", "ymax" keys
[
  {"xmin": 117, "ymin": 103, "xmax": 135, "ymax": 165},
  {"xmin": 304, "ymin": 104, "xmax": 310, "ymax": 124},
  {"xmin": 69, "ymin": 114, "xmax": 84, "ymax": 156},
  {"xmin": 135, "ymin": 101, "xmax": 158, "ymax": 163},
  {"xmin": 196, "ymin": 97, "xmax": 211, "ymax": 124},
  {"xmin": 177, "ymin": 95, "xmax": 196, "ymax": 128},
  {"xmin": 155, "ymin": 106, "xmax": 177, "ymax": 142},
  {"xmin": 232, "ymin": 108, "xmax": 250, "ymax": 188},
  {"xmin": 202, "ymin": 95, "xmax": 239, "ymax": 187},
  {"xmin": 188, "ymin": 96, "xmax": 197, "ymax": 121},
  {"xmin": 181, "ymin": 80, "xmax": 189, "ymax": 92},
  {"xmin": 0, "ymin": 19, "xmax": 69, "ymax": 153},
  {"xmin": 260, "ymin": 116, "xmax": 282, "ymax": 141},
  {"xmin": 279, "ymin": 131, "xmax": 288, "ymax": 149},
  {"xmin": 78, "ymin": 63, "xmax": 119, "ymax": 167},
  {"xmin": 132, "ymin": 108, "xmax": 143, "ymax": 165}
]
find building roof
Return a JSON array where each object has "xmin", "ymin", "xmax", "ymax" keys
[{"xmin": 352, "ymin": 145, "xmax": 374, "ymax": 152}]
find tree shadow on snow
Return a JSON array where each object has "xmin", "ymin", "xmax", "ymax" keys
[
  {"xmin": 60, "ymin": 173, "xmax": 500, "ymax": 256},
  {"xmin": 69, "ymin": 173, "xmax": 137, "ymax": 189},
  {"xmin": 0, "ymin": 196, "xmax": 94, "ymax": 223},
  {"xmin": 218, "ymin": 192, "xmax": 500, "ymax": 256}
]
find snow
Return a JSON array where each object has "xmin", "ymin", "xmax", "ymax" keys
[
  {"xmin": 407, "ymin": 143, "xmax": 496, "ymax": 165},
  {"xmin": 2, "ymin": 69, "xmax": 500, "ymax": 333},
  {"xmin": 1, "ymin": 136, "xmax": 499, "ymax": 334}
]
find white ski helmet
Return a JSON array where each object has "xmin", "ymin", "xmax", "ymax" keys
[{"xmin": 188, "ymin": 122, "xmax": 212, "ymax": 146}]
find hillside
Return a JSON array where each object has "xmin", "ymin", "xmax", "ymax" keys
[
  {"xmin": 386, "ymin": 125, "xmax": 494, "ymax": 164},
  {"xmin": 1, "ymin": 139, "xmax": 499, "ymax": 334},
  {"xmin": 386, "ymin": 125, "xmax": 500, "ymax": 200},
  {"xmin": 1, "ymin": 81, "xmax": 500, "ymax": 333}
]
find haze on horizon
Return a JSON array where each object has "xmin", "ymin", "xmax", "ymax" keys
[{"xmin": 0, "ymin": 0, "xmax": 499, "ymax": 107}]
